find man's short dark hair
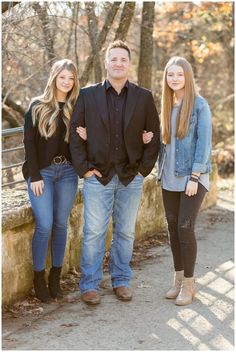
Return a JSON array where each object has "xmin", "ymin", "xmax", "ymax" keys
[{"xmin": 106, "ymin": 40, "xmax": 131, "ymax": 60}]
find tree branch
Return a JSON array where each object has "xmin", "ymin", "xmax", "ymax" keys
[
  {"xmin": 79, "ymin": 2, "xmax": 121, "ymax": 86},
  {"xmin": 2, "ymin": 104, "xmax": 23, "ymax": 127},
  {"xmin": 2, "ymin": 2, "xmax": 19, "ymax": 14},
  {"xmin": 2, "ymin": 93, "xmax": 25, "ymax": 116},
  {"xmin": 114, "ymin": 2, "xmax": 135, "ymax": 41},
  {"xmin": 32, "ymin": 3, "xmax": 56, "ymax": 62}
]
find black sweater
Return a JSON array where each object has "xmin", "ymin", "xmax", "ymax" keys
[{"xmin": 22, "ymin": 101, "xmax": 72, "ymax": 182}]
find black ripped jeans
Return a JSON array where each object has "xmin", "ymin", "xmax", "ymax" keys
[{"xmin": 162, "ymin": 183, "xmax": 207, "ymax": 277}]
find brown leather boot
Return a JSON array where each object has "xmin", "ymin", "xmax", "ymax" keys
[
  {"xmin": 175, "ymin": 277, "xmax": 195, "ymax": 306},
  {"xmin": 165, "ymin": 270, "xmax": 184, "ymax": 299},
  {"xmin": 81, "ymin": 291, "xmax": 101, "ymax": 305},
  {"xmin": 113, "ymin": 286, "xmax": 132, "ymax": 301}
]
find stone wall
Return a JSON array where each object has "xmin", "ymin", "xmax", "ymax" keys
[{"xmin": 2, "ymin": 166, "xmax": 217, "ymax": 305}]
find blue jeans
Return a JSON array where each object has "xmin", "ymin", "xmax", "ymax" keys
[
  {"xmin": 80, "ymin": 174, "xmax": 144, "ymax": 293},
  {"xmin": 28, "ymin": 163, "xmax": 78, "ymax": 271}
]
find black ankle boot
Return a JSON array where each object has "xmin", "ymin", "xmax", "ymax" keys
[
  {"xmin": 48, "ymin": 267, "xmax": 63, "ymax": 299},
  {"xmin": 33, "ymin": 270, "xmax": 51, "ymax": 302}
]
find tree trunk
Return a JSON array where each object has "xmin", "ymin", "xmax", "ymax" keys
[
  {"xmin": 79, "ymin": 2, "xmax": 121, "ymax": 87},
  {"xmin": 114, "ymin": 2, "xmax": 135, "ymax": 41},
  {"xmin": 66, "ymin": 2, "xmax": 80, "ymax": 62},
  {"xmin": 85, "ymin": 2, "xmax": 102, "ymax": 82},
  {"xmin": 138, "ymin": 2, "xmax": 155, "ymax": 89},
  {"xmin": 187, "ymin": 3, "xmax": 197, "ymax": 77},
  {"xmin": 73, "ymin": 2, "xmax": 80, "ymax": 71},
  {"xmin": 32, "ymin": 3, "xmax": 56, "ymax": 62}
]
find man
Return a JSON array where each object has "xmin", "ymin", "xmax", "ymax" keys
[{"xmin": 70, "ymin": 40, "xmax": 160, "ymax": 305}]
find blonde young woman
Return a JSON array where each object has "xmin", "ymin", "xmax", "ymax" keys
[
  {"xmin": 157, "ymin": 56, "xmax": 212, "ymax": 305},
  {"xmin": 23, "ymin": 59, "xmax": 79, "ymax": 302}
]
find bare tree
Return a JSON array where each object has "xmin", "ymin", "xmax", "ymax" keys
[
  {"xmin": 79, "ymin": 2, "xmax": 121, "ymax": 86},
  {"xmin": 114, "ymin": 2, "xmax": 135, "ymax": 41},
  {"xmin": 66, "ymin": 2, "xmax": 80, "ymax": 71},
  {"xmin": 138, "ymin": 2, "xmax": 155, "ymax": 89},
  {"xmin": 85, "ymin": 2, "xmax": 102, "ymax": 82},
  {"xmin": 32, "ymin": 2, "xmax": 56, "ymax": 62}
]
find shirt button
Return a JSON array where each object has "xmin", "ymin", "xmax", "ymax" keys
[{"xmin": 115, "ymin": 147, "xmax": 118, "ymax": 150}]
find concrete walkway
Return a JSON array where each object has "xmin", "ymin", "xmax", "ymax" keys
[{"xmin": 2, "ymin": 189, "xmax": 234, "ymax": 350}]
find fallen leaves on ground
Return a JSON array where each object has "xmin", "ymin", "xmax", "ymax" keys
[
  {"xmin": 60, "ymin": 269, "xmax": 81, "ymax": 292},
  {"xmin": 3, "ymin": 298, "xmax": 45, "ymax": 318},
  {"xmin": 3, "ymin": 232, "xmax": 168, "ymax": 318},
  {"xmin": 131, "ymin": 232, "xmax": 168, "ymax": 266}
]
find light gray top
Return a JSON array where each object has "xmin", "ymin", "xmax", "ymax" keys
[{"xmin": 161, "ymin": 105, "xmax": 209, "ymax": 192}]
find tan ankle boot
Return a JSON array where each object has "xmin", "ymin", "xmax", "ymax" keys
[
  {"xmin": 165, "ymin": 270, "xmax": 184, "ymax": 299},
  {"xmin": 175, "ymin": 277, "xmax": 195, "ymax": 306}
]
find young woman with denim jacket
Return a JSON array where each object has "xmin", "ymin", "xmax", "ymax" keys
[
  {"xmin": 158, "ymin": 56, "xmax": 212, "ymax": 306},
  {"xmin": 23, "ymin": 59, "xmax": 79, "ymax": 302}
]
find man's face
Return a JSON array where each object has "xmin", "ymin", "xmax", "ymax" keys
[{"xmin": 105, "ymin": 48, "xmax": 130, "ymax": 81}]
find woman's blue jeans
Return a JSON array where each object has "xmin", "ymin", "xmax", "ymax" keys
[
  {"xmin": 80, "ymin": 174, "xmax": 144, "ymax": 293},
  {"xmin": 27, "ymin": 163, "xmax": 78, "ymax": 271}
]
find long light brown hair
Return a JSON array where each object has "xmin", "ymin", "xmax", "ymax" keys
[
  {"xmin": 161, "ymin": 56, "xmax": 197, "ymax": 144},
  {"xmin": 31, "ymin": 59, "xmax": 79, "ymax": 142}
]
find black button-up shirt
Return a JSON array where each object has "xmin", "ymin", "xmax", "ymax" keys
[
  {"xmin": 106, "ymin": 79, "xmax": 129, "ymax": 164},
  {"xmin": 97, "ymin": 79, "xmax": 134, "ymax": 186}
]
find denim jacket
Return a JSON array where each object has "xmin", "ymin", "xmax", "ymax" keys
[{"xmin": 158, "ymin": 95, "xmax": 212, "ymax": 180}]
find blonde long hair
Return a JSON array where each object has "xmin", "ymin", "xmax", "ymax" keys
[
  {"xmin": 31, "ymin": 59, "xmax": 79, "ymax": 142},
  {"xmin": 161, "ymin": 56, "xmax": 197, "ymax": 144}
]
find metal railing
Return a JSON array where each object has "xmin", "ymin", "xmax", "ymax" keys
[
  {"xmin": 2, "ymin": 127, "xmax": 83, "ymax": 190},
  {"xmin": 2, "ymin": 126, "xmax": 25, "ymax": 188}
]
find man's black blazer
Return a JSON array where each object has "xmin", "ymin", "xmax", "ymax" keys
[{"xmin": 70, "ymin": 80, "xmax": 160, "ymax": 179}]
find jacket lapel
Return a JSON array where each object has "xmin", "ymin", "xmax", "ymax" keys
[
  {"xmin": 94, "ymin": 80, "xmax": 109, "ymax": 129},
  {"xmin": 124, "ymin": 83, "xmax": 140, "ymax": 131}
]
